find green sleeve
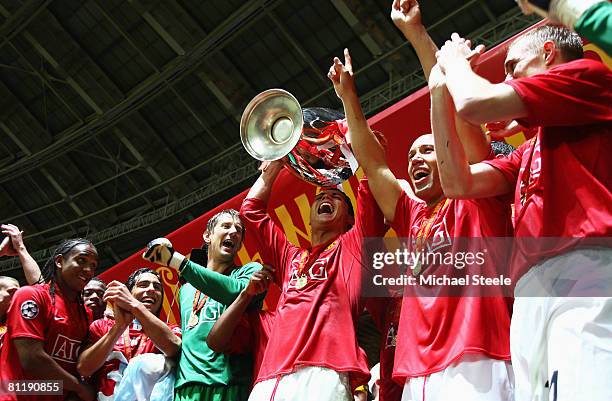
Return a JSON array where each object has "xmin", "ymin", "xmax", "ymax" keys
[
  {"xmin": 575, "ymin": 2, "xmax": 612, "ymax": 55},
  {"xmin": 180, "ymin": 260, "xmax": 262, "ymax": 306}
]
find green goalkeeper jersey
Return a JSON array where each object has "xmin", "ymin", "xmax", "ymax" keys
[{"xmin": 174, "ymin": 260, "xmax": 261, "ymax": 390}]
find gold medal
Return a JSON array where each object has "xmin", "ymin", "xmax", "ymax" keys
[
  {"xmin": 188, "ymin": 290, "xmax": 209, "ymax": 329},
  {"xmin": 187, "ymin": 312, "xmax": 199, "ymax": 328},
  {"xmin": 295, "ymin": 275, "xmax": 308, "ymax": 289}
]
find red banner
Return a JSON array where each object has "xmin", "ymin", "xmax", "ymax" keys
[{"xmin": 100, "ymin": 23, "xmax": 610, "ymax": 324}]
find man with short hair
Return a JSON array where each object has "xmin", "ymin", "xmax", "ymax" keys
[
  {"xmin": 433, "ymin": 24, "xmax": 612, "ymax": 401},
  {"xmin": 143, "ymin": 209, "xmax": 264, "ymax": 401},
  {"xmin": 78, "ymin": 268, "xmax": 182, "ymax": 401},
  {"xmin": 240, "ymin": 160, "xmax": 386, "ymax": 401},
  {"xmin": 517, "ymin": 0, "xmax": 612, "ymax": 54},
  {"xmin": 83, "ymin": 278, "xmax": 107, "ymax": 321}
]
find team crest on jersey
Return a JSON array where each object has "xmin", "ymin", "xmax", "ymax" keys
[{"xmin": 20, "ymin": 300, "xmax": 39, "ymax": 319}]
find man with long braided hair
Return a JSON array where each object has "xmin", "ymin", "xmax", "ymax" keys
[{"xmin": 0, "ymin": 238, "xmax": 98, "ymax": 401}]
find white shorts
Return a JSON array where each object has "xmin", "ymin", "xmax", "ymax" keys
[
  {"xmin": 401, "ymin": 354, "xmax": 514, "ymax": 401},
  {"xmin": 248, "ymin": 366, "xmax": 352, "ymax": 401},
  {"xmin": 512, "ymin": 248, "xmax": 612, "ymax": 401}
]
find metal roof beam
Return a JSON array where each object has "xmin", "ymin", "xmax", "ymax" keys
[
  {"xmin": 2, "ymin": 117, "xmax": 93, "ymax": 225},
  {"xmin": 304, "ymin": 0, "xmax": 522, "ymax": 107},
  {"xmin": 39, "ymin": 7, "xmax": 198, "ymax": 192},
  {"xmin": 137, "ymin": 0, "xmax": 254, "ymax": 126},
  {"xmin": 0, "ymin": 0, "xmax": 51, "ymax": 51},
  {"xmin": 267, "ymin": 11, "xmax": 328, "ymax": 86},
  {"xmin": 331, "ymin": 0, "xmax": 383, "ymax": 56},
  {"xmin": 0, "ymin": 0, "xmax": 283, "ymax": 183}
]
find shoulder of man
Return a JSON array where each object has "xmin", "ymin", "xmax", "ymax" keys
[
  {"xmin": 10, "ymin": 284, "xmax": 50, "ymax": 310},
  {"xmin": 232, "ymin": 261, "xmax": 264, "ymax": 278},
  {"xmin": 546, "ymin": 58, "xmax": 611, "ymax": 82}
]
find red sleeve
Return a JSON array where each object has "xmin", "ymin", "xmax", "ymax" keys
[
  {"xmin": 6, "ymin": 286, "xmax": 49, "ymax": 342},
  {"xmin": 504, "ymin": 59, "xmax": 612, "ymax": 128},
  {"xmin": 169, "ymin": 324, "xmax": 182, "ymax": 339},
  {"xmin": 482, "ymin": 141, "xmax": 528, "ymax": 186},
  {"xmin": 341, "ymin": 178, "xmax": 387, "ymax": 292},
  {"xmin": 224, "ymin": 316, "xmax": 252, "ymax": 355},
  {"xmin": 240, "ymin": 197, "xmax": 291, "ymax": 284},
  {"xmin": 86, "ymin": 319, "xmax": 109, "ymax": 347},
  {"xmin": 352, "ymin": 178, "xmax": 387, "ymax": 239},
  {"xmin": 390, "ymin": 191, "xmax": 420, "ymax": 235}
]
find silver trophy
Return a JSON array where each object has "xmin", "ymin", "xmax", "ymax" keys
[{"xmin": 240, "ymin": 89, "xmax": 358, "ymax": 187}]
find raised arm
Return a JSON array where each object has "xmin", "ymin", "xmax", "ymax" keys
[
  {"xmin": 436, "ymin": 34, "xmax": 528, "ymax": 125},
  {"xmin": 240, "ymin": 161, "xmax": 291, "ymax": 284},
  {"xmin": 1, "ymin": 224, "xmax": 42, "ymax": 284},
  {"xmin": 143, "ymin": 240, "xmax": 257, "ymax": 306},
  {"xmin": 392, "ymin": 1, "xmax": 490, "ymax": 163},
  {"xmin": 245, "ymin": 161, "xmax": 284, "ymax": 203},
  {"xmin": 78, "ymin": 303, "xmax": 131, "ymax": 377},
  {"xmin": 329, "ymin": 49, "xmax": 402, "ymax": 223},
  {"xmin": 391, "ymin": 0, "xmax": 437, "ymax": 80},
  {"xmin": 429, "ymin": 65, "xmax": 513, "ymax": 199}
]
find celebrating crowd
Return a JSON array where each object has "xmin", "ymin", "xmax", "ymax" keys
[{"xmin": 0, "ymin": 1, "xmax": 610, "ymax": 401}]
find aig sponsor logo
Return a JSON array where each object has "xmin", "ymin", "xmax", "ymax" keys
[
  {"xmin": 289, "ymin": 256, "xmax": 330, "ymax": 288},
  {"xmin": 51, "ymin": 334, "xmax": 82, "ymax": 363}
]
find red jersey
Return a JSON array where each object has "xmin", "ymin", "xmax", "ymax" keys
[
  {"xmin": 86, "ymin": 317, "xmax": 181, "ymax": 400},
  {"xmin": 391, "ymin": 192, "xmax": 513, "ymax": 381},
  {"xmin": 485, "ymin": 58, "xmax": 612, "ymax": 278},
  {"xmin": 366, "ymin": 297, "xmax": 402, "ymax": 401},
  {"xmin": 0, "ymin": 284, "xmax": 91, "ymax": 401},
  {"xmin": 240, "ymin": 179, "xmax": 386, "ymax": 390},
  {"xmin": 224, "ymin": 310, "xmax": 276, "ymax": 383}
]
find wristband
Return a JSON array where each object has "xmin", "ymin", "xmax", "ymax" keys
[{"xmin": 169, "ymin": 252, "xmax": 187, "ymax": 271}]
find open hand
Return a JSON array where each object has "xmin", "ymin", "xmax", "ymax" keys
[
  {"xmin": 436, "ymin": 33, "xmax": 485, "ymax": 73},
  {"xmin": 0, "ymin": 224, "xmax": 25, "ymax": 257}
]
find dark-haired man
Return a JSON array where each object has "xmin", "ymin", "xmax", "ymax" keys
[
  {"xmin": 433, "ymin": 24, "xmax": 612, "ymax": 401},
  {"xmin": 144, "ymin": 209, "xmax": 263, "ymax": 401},
  {"xmin": 83, "ymin": 278, "xmax": 107, "ymax": 321},
  {"xmin": 78, "ymin": 268, "xmax": 182, "ymax": 401},
  {"xmin": 240, "ymin": 161, "xmax": 386, "ymax": 401}
]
